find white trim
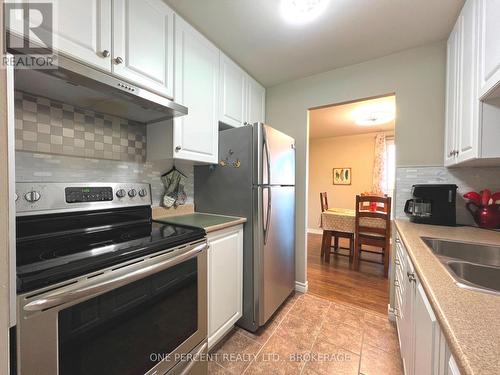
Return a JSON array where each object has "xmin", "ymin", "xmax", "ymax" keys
[
  {"xmin": 307, "ymin": 228, "xmax": 323, "ymax": 235},
  {"xmin": 295, "ymin": 280, "xmax": 309, "ymax": 293},
  {"xmin": 387, "ymin": 303, "xmax": 396, "ymax": 322}
]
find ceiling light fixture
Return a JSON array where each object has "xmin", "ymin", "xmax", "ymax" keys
[
  {"xmin": 280, "ymin": 0, "xmax": 330, "ymax": 25},
  {"xmin": 352, "ymin": 102, "xmax": 395, "ymax": 126}
]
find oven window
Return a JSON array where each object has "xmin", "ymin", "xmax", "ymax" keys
[{"xmin": 58, "ymin": 258, "xmax": 198, "ymax": 375}]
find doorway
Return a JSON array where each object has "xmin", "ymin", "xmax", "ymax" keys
[{"xmin": 306, "ymin": 94, "xmax": 396, "ymax": 314}]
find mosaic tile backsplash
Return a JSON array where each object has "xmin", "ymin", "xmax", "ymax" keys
[
  {"xmin": 15, "ymin": 151, "xmax": 194, "ymax": 206},
  {"xmin": 14, "ymin": 91, "xmax": 146, "ymax": 162},
  {"xmin": 395, "ymin": 166, "xmax": 500, "ymax": 226}
]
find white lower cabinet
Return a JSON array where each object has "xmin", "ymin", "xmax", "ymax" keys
[
  {"xmin": 207, "ymin": 225, "xmax": 243, "ymax": 349},
  {"xmin": 394, "ymin": 231, "xmax": 461, "ymax": 375}
]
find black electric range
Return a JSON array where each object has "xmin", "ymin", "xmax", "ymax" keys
[{"xmin": 15, "ymin": 182, "xmax": 205, "ymax": 293}]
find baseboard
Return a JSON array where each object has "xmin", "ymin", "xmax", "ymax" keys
[
  {"xmin": 387, "ymin": 304, "xmax": 396, "ymax": 322},
  {"xmin": 295, "ymin": 280, "xmax": 308, "ymax": 293},
  {"xmin": 307, "ymin": 228, "xmax": 323, "ymax": 235}
]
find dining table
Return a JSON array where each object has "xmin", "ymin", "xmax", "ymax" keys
[{"xmin": 320, "ymin": 207, "xmax": 386, "ymax": 261}]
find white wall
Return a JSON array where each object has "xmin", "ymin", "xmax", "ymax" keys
[
  {"xmin": 308, "ymin": 132, "xmax": 393, "ymax": 231},
  {"xmin": 266, "ymin": 41, "xmax": 447, "ymax": 285}
]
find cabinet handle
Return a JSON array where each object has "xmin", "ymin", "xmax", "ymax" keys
[
  {"xmin": 102, "ymin": 50, "xmax": 110, "ymax": 58},
  {"xmin": 175, "ymin": 146, "xmax": 182, "ymax": 152},
  {"xmin": 407, "ymin": 271, "xmax": 416, "ymax": 283},
  {"xmin": 394, "ymin": 280, "xmax": 400, "ymax": 288},
  {"xmin": 114, "ymin": 56, "xmax": 123, "ymax": 64},
  {"xmin": 395, "ymin": 238, "xmax": 400, "ymax": 244},
  {"xmin": 395, "ymin": 259, "xmax": 401, "ymax": 266}
]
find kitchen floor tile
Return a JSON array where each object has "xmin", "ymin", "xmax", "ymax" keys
[
  {"xmin": 327, "ymin": 302, "xmax": 365, "ymax": 330},
  {"xmin": 211, "ymin": 293, "xmax": 402, "ymax": 375},
  {"xmin": 304, "ymin": 339, "xmax": 360, "ymax": 375},
  {"xmin": 317, "ymin": 320, "xmax": 363, "ymax": 354},
  {"xmin": 212, "ymin": 330, "xmax": 262, "ymax": 374},
  {"xmin": 359, "ymin": 343, "xmax": 403, "ymax": 375},
  {"xmin": 208, "ymin": 360, "xmax": 232, "ymax": 374},
  {"xmin": 363, "ymin": 314, "xmax": 399, "ymax": 353}
]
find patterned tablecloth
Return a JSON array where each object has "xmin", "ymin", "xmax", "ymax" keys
[{"xmin": 320, "ymin": 208, "xmax": 386, "ymax": 233}]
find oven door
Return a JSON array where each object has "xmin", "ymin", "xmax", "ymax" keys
[{"xmin": 17, "ymin": 240, "xmax": 208, "ymax": 375}]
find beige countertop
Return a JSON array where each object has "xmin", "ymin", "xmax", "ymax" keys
[
  {"xmin": 394, "ymin": 220, "xmax": 500, "ymax": 375},
  {"xmin": 154, "ymin": 212, "xmax": 246, "ymax": 233}
]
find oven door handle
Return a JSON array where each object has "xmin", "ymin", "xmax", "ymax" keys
[{"xmin": 23, "ymin": 242, "xmax": 208, "ymax": 312}]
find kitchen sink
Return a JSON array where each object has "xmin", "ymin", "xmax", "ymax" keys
[
  {"xmin": 447, "ymin": 261, "xmax": 500, "ymax": 293},
  {"xmin": 422, "ymin": 237, "xmax": 500, "ymax": 295}
]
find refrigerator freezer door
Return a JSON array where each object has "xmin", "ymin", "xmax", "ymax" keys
[
  {"xmin": 254, "ymin": 186, "xmax": 295, "ymax": 325},
  {"xmin": 254, "ymin": 124, "xmax": 295, "ymax": 186}
]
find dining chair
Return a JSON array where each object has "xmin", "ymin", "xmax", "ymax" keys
[
  {"xmin": 353, "ymin": 195, "xmax": 392, "ymax": 277},
  {"xmin": 320, "ymin": 192, "xmax": 354, "ymax": 262}
]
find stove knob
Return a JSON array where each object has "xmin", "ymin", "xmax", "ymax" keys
[
  {"xmin": 138, "ymin": 189, "xmax": 147, "ymax": 197},
  {"xmin": 116, "ymin": 189, "xmax": 126, "ymax": 198},
  {"xmin": 128, "ymin": 189, "xmax": 137, "ymax": 198},
  {"xmin": 24, "ymin": 191, "xmax": 41, "ymax": 203}
]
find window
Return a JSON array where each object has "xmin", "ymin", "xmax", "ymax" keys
[{"xmin": 386, "ymin": 138, "xmax": 396, "ymax": 196}]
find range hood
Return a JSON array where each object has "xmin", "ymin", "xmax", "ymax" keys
[{"xmin": 14, "ymin": 54, "xmax": 188, "ymax": 124}]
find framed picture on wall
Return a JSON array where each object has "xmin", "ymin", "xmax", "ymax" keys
[{"xmin": 333, "ymin": 168, "xmax": 351, "ymax": 185}]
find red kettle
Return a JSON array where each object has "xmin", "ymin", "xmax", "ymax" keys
[{"xmin": 464, "ymin": 190, "xmax": 500, "ymax": 229}]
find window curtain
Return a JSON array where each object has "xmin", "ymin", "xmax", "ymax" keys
[{"xmin": 372, "ymin": 133, "xmax": 387, "ymax": 195}]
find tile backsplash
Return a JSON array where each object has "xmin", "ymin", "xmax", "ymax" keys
[
  {"xmin": 15, "ymin": 151, "xmax": 194, "ymax": 206},
  {"xmin": 395, "ymin": 166, "xmax": 500, "ymax": 225},
  {"xmin": 14, "ymin": 91, "xmax": 146, "ymax": 162}
]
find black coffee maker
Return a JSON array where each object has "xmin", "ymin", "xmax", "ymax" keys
[{"xmin": 404, "ymin": 184, "xmax": 458, "ymax": 226}]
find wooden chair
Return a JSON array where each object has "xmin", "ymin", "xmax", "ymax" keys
[
  {"xmin": 353, "ymin": 195, "xmax": 392, "ymax": 277},
  {"xmin": 320, "ymin": 192, "xmax": 354, "ymax": 262}
]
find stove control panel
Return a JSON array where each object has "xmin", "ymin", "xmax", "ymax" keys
[
  {"xmin": 16, "ymin": 182, "xmax": 152, "ymax": 216},
  {"xmin": 65, "ymin": 187, "xmax": 113, "ymax": 203}
]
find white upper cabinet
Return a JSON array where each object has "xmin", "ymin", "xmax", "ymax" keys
[
  {"xmin": 173, "ymin": 16, "xmax": 219, "ymax": 163},
  {"xmin": 246, "ymin": 76, "xmax": 266, "ymax": 124},
  {"xmin": 113, "ymin": 0, "xmax": 174, "ymax": 98},
  {"xmin": 445, "ymin": 19, "xmax": 460, "ymax": 167},
  {"xmin": 478, "ymin": 0, "xmax": 500, "ymax": 98},
  {"xmin": 444, "ymin": 0, "xmax": 500, "ymax": 166},
  {"xmin": 456, "ymin": 0, "xmax": 479, "ymax": 164},
  {"xmin": 7, "ymin": 0, "xmax": 112, "ymax": 72},
  {"xmin": 219, "ymin": 53, "xmax": 247, "ymax": 127}
]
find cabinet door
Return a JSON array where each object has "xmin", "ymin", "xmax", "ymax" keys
[
  {"xmin": 113, "ymin": 0, "xmax": 174, "ymax": 98},
  {"xmin": 478, "ymin": 0, "xmax": 500, "ymax": 98},
  {"xmin": 174, "ymin": 16, "xmax": 219, "ymax": 163},
  {"xmin": 7, "ymin": 0, "xmax": 112, "ymax": 71},
  {"xmin": 246, "ymin": 76, "xmax": 266, "ymax": 124},
  {"xmin": 219, "ymin": 53, "xmax": 246, "ymax": 127},
  {"xmin": 400, "ymin": 254, "xmax": 415, "ymax": 375},
  {"xmin": 207, "ymin": 226, "xmax": 243, "ymax": 349},
  {"xmin": 414, "ymin": 282, "xmax": 439, "ymax": 375},
  {"xmin": 457, "ymin": 0, "xmax": 479, "ymax": 163},
  {"xmin": 444, "ymin": 19, "xmax": 460, "ymax": 166},
  {"xmin": 447, "ymin": 355, "xmax": 461, "ymax": 375}
]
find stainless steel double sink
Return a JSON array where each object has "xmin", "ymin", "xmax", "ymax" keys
[{"xmin": 422, "ymin": 237, "xmax": 500, "ymax": 296}]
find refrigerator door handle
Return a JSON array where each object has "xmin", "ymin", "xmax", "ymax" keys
[
  {"xmin": 262, "ymin": 125, "xmax": 271, "ymax": 185},
  {"xmin": 263, "ymin": 187, "xmax": 272, "ymax": 245}
]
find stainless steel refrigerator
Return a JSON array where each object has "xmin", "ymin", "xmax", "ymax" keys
[{"xmin": 194, "ymin": 123, "xmax": 295, "ymax": 332}]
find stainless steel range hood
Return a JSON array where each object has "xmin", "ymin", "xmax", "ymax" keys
[{"xmin": 14, "ymin": 54, "xmax": 187, "ymax": 124}]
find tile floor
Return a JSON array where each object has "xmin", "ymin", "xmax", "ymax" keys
[{"xmin": 208, "ymin": 293, "xmax": 403, "ymax": 375}]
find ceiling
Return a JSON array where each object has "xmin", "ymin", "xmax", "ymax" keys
[
  {"xmin": 164, "ymin": 0, "xmax": 464, "ymax": 87},
  {"xmin": 309, "ymin": 95, "xmax": 395, "ymax": 139}
]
